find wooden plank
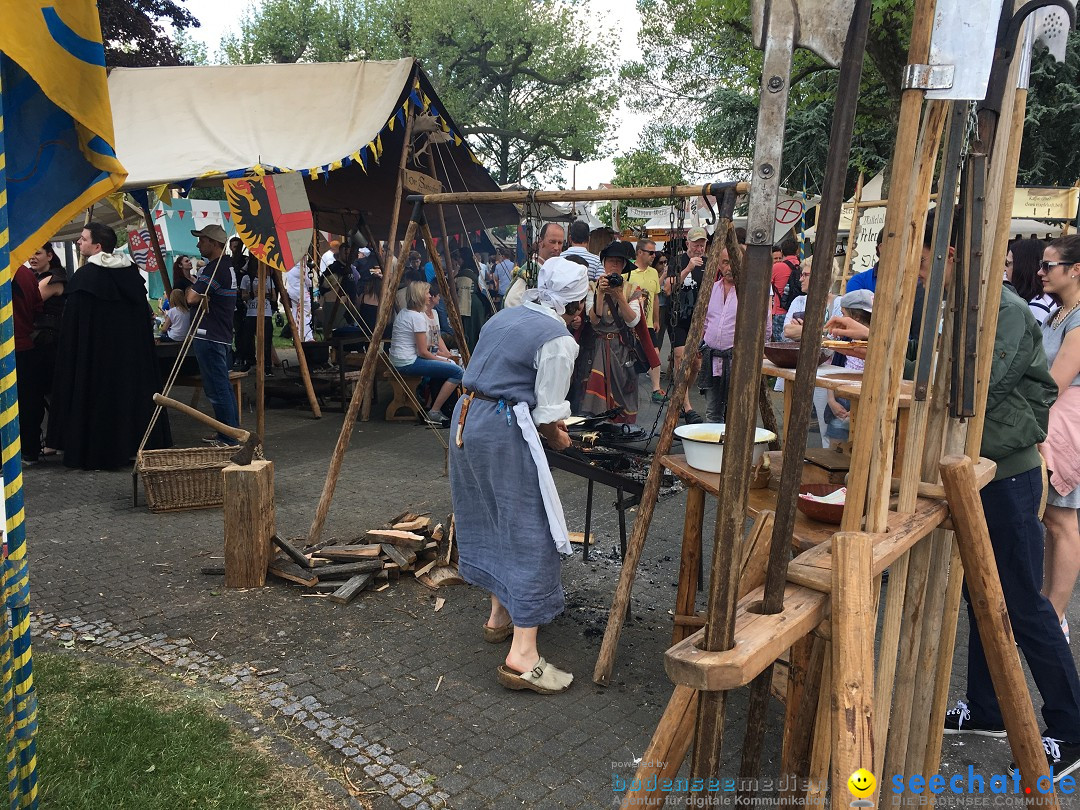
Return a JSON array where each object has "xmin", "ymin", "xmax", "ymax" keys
[
  {"xmin": 664, "ymin": 584, "xmax": 829, "ymax": 691},
  {"xmin": 367, "ymin": 529, "xmax": 426, "ymax": 549},
  {"xmin": 314, "ymin": 560, "xmax": 384, "ymax": 579},
  {"xmin": 393, "ymin": 516, "xmax": 431, "ymax": 532},
  {"xmin": 786, "ymin": 497, "xmax": 948, "ymax": 593},
  {"xmin": 272, "ymin": 533, "xmax": 312, "ymax": 568},
  {"xmin": 413, "ymin": 559, "xmax": 437, "ymax": 578},
  {"xmin": 381, "ymin": 543, "xmax": 416, "ymax": 569},
  {"xmin": 267, "ymin": 559, "xmax": 319, "ymax": 587},
  {"xmin": 672, "ymin": 487, "xmax": 705, "ymax": 645},
  {"xmin": 620, "ymin": 685, "xmax": 698, "ymax": 808},
  {"xmin": 312, "ymin": 545, "xmax": 383, "ymax": 561},
  {"xmin": 329, "ymin": 574, "xmax": 373, "ymax": 605},
  {"xmin": 832, "ymin": 533, "xmax": 875, "ymax": 801}
]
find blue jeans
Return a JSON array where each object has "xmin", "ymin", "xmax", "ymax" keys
[
  {"xmin": 965, "ymin": 467, "xmax": 1080, "ymax": 741},
  {"xmin": 393, "ymin": 357, "xmax": 463, "ymax": 385},
  {"xmin": 193, "ymin": 339, "xmax": 239, "ymax": 443}
]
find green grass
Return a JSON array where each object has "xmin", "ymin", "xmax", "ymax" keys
[{"xmin": 36, "ymin": 652, "xmax": 349, "ymax": 809}]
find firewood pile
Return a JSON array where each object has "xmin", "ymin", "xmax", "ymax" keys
[{"xmin": 264, "ymin": 511, "xmax": 464, "ymax": 604}]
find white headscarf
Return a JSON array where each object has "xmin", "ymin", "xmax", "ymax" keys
[{"xmin": 521, "ymin": 256, "xmax": 589, "ymax": 314}]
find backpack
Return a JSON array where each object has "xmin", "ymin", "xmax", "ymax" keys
[{"xmin": 777, "ymin": 258, "xmax": 802, "ymax": 311}]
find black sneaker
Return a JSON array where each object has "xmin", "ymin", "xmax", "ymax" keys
[
  {"xmin": 424, "ymin": 410, "xmax": 450, "ymax": 428},
  {"xmin": 682, "ymin": 409, "xmax": 704, "ymax": 425},
  {"xmin": 1009, "ymin": 737, "xmax": 1080, "ymax": 783},
  {"xmin": 943, "ymin": 700, "xmax": 1007, "ymax": 737}
]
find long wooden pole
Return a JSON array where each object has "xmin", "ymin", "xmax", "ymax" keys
[
  {"xmin": 940, "ymin": 455, "xmax": 1060, "ymax": 806},
  {"xmin": 839, "ymin": 172, "xmax": 864, "ymax": 291},
  {"xmin": 385, "ymin": 107, "xmax": 416, "ymax": 271},
  {"xmin": 271, "ymin": 265, "xmax": 322, "ymax": 419},
  {"xmin": 592, "ymin": 197, "xmax": 737, "ymax": 686},
  {"xmin": 412, "ymin": 182, "xmax": 748, "ymax": 207},
  {"xmin": 256, "ymin": 261, "xmax": 267, "ymax": 439},
  {"xmin": 140, "ymin": 201, "xmax": 173, "ymax": 297},
  {"xmin": 425, "ymin": 151, "xmax": 455, "ymax": 274},
  {"xmin": 307, "ymin": 215, "xmax": 422, "ymax": 544},
  {"xmin": 419, "ymin": 222, "xmax": 471, "ymax": 365}
]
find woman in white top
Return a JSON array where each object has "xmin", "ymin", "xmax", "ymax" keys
[
  {"xmin": 159, "ymin": 289, "xmax": 191, "ymax": 342},
  {"xmin": 389, "ymin": 281, "xmax": 463, "ymax": 426}
]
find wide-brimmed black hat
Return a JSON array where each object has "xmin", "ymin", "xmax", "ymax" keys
[{"xmin": 599, "ymin": 240, "xmax": 636, "ymax": 266}]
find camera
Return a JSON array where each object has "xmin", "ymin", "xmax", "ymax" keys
[{"xmin": 605, "ymin": 273, "xmax": 624, "ymax": 288}]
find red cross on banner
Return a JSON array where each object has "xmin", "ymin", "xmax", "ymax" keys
[{"xmin": 224, "ymin": 173, "xmax": 313, "ymax": 273}]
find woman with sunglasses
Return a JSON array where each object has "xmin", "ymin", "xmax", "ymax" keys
[
  {"xmin": 1037, "ymin": 234, "xmax": 1080, "ymax": 641},
  {"xmin": 1006, "ymin": 237, "xmax": 1055, "ymax": 325}
]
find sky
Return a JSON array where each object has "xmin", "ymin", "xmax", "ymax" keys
[{"xmin": 180, "ymin": 0, "xmax": 647, "ymax": 189}]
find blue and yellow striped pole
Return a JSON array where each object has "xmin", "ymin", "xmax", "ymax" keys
[{"xmin": 0, "ymin": 62, "xmax": 39, "ymax": 810}]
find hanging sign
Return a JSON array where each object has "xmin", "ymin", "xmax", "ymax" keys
[
  {"xmin": 402, "ymin": 169, "xmax": 442, "ymax": 196},
  {"xmin": 1012, "ymin": 186, "xmax": 1079, "ymax": 221}
]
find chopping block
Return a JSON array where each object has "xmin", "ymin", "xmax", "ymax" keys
[{"xmin": 153, "ymin": 393, "xmax": 274, "ymax": 587}]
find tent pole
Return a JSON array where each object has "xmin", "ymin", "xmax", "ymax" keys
[
  {"xmin": 308, "ymin": 204, "xmax": 425, "ymax": 544},
  {"xmin": 425, "ymin": 151, "xmax": 455, "ymax": 273},
  {"xmin": 409, "ymin": 182, "xmax": 749, "ymax": 207},
  {"xmin": 256, "ymin": 260, "xmax": 267, "ymax": 439},
  {"xmin": 272, "ymin": 264, "xmax": 322, "ymax": 419},
  {"xmin": 840, "ymin": 171, "xmax": 864, "ymax": 292},
  {"xmin": 419, "ymin": 220, "xmax": 470, "ymax": 365},
  {"xmin": 140, "ymin": 200, "xmax": 173, "ymax": 296},
  {"xmin": 385, "ymin": 107, "xmax": 416, "ymax": 270}
]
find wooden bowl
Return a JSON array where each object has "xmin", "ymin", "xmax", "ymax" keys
[
  {"xmin": 764, "ymin": 341, "xmax": 833, "ymax": 369},
  {"xmin": 796, "ymin": 483, "xmax": 845, "ymax": 525}
]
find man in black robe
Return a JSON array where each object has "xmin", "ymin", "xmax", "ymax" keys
[{"xmin": 47, "ymin": 222, "xmax": 171, "ymax": 469}]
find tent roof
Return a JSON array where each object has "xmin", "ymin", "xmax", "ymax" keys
[{"xmin": 107, "ymin": 59, "xmax": 517, "ymax": 238}]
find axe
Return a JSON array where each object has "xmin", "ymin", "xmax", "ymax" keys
[{"xmin": 153, "ymin": 394, "xmax": 262, "ymax": 466}]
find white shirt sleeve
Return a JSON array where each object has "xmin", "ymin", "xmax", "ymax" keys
[
  {"xmin": 531, "ymin": 334, "xmax": 579, "ymax": 426},
  {"xmin": 625, "ymin": 296, "xmax": 642, "ymax": 328}
]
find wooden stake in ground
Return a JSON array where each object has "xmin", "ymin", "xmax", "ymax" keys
[
  {"xmin": 270, "ymin": 264, "xmax": 322, "ymax": 419},
  {"xmin": 256, "ymin": 261, "xmax": 267, "ymax": 439},
  {"xmin": 307, "ymin": 217, "xmax": 423, "ymax": 545},
  {"xmin": 940, "ymin": 455, "xmax": 1059, "ymax": 806},
  {"xmin": 420, "ymin": 221, "xmax": 471, "ymax": 365},
  {"xmin": 591, "ymin": 193, "xmax": 739, "ymax": 686}
]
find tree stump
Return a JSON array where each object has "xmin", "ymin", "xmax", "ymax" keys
[{"xmin": 224, "ymin": 460, "xmax": 275, "ymax": 588}]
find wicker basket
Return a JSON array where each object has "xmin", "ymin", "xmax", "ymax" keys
[{"xmin": 137, "ymin": 446, "xmax": 240, "ymax": 512}]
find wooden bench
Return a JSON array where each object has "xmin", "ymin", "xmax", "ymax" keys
[
  {"xmin": 175, "ymin": 370, "xmax": 249, "ymax": 426},
  {"xmin": 377, "ymin": 357, "xmax": 425, "ymax": 422}
]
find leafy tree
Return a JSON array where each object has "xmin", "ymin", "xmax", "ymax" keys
[
  {"xmin": 626, "ymin": 0, "xmax": 911, "ymax": 196},
  {"xmin": 597, "ymin": 149, "xmax": 687, "ymax": 228},
  {"xmin": 98, "ymin": 0, "xmax": 200, "ymax": 68},
  {"xmin": 1019, "ymin": 28, "xmax": 1080, "ymax": 187},
  {"xmin": 218, "ymin": 0, "xmax": 616, "ymax": 185}
]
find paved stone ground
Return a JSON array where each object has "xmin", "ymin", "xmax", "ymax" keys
[{"xmin": 22, "ymin": 371, "xmax": 1080, "ymax": 808}]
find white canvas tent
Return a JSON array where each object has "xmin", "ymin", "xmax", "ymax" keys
[{"xmin": 106, "ymin": 59, "xmax": 517, "ymax": 238}]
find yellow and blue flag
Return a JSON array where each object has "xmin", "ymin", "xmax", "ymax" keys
[
  {"xmin": 0, "ymin": 0, "xmax": 127, "ymax": 269},
  {"xmin": 0, "ymin": 3, "xmax": 126, "ymax": 807}
]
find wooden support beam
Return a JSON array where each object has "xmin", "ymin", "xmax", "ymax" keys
[
  {"xmin": 412, "ymin": 182, "xmax": 749, "ymax": 207},
  {"xmin": 831, "ymin": 532, "xmax": 875, "ymax": 802},
  {"xmin": 307, "ymin": 217, "xmax": 422, "ymax": 545},
  {"xmin": 940, "ymin": 455, "xmax": 1059, "ymax": 805},
  {"xmin": 270, "ymin": 264, "xmax": 322, "ymax": 419}
]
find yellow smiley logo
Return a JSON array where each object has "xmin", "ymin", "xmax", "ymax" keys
[{"xmin": 848, "ymin": 768, "xmax": 876, "ymax": 798}]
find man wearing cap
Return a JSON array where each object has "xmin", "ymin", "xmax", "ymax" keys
[
  {"xmin": 187, "ymin": 224, "xmax": 240, "ymax": 443},
  {"xmin": 665, "ymin": 226, "xmax": 709, "ymax": 423}
]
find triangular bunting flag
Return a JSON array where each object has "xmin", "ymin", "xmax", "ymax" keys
[
  {"xmin": 388, "ymin": 115, "xmax": 395, "ymax": 132},
  {"xmin": 106, "ymin": 192, "xmax": 126, "ymax": 219},
  {"xmin": 150, "ymin": 183, "xmax": 172, "ymax": 208},
  {"xmin": 156, "ymin": 209, "xmax": 166, "ymax": 219},
  {"xmin": 164, "ymin": 209, "xmax": 174, "ymax": 218},
  {"xmin": 178, "ymin": 210, "xmax": 185, "ymax": 219},
  {"xmin": 224, "ymin": 212, "xmax": 232, "ymax": 221}
]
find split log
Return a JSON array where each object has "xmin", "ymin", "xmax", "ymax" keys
[
  {"xmin": 313, "ymin": 560, "xmax": 384, "ymax": 579},
  {"xmin": 393, "ymin": 516, "xmax": 431, "ymax": 532},
  {"xmin": 421, "ymin": 566, "xmax": 465, "ymax": 588},
  {"xmin": 367, "ymin": 529, "xmax": 426, "ymax": 549},
  {"xmin": 272, "ymin": 534, "xmax": 313, "ymax": 568},
  {"xmin": 268, "ymin": 559, "xmax": 319, "ymax": 587},
  {"xmin": 312, "ymin": 545, "xmax": 383, "ymax": 561},
  {"xmin": 329, "ymin": 574, "xmax": 374, "ymax": 605},
  {"xmin": 381, "ymin": 544, "xmax": 417, "ymax": 570}
]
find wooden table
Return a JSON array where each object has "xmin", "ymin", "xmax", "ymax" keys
[{"xmin": 761, "ymin": 359, "xmax": 914, "ymax": 465}]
